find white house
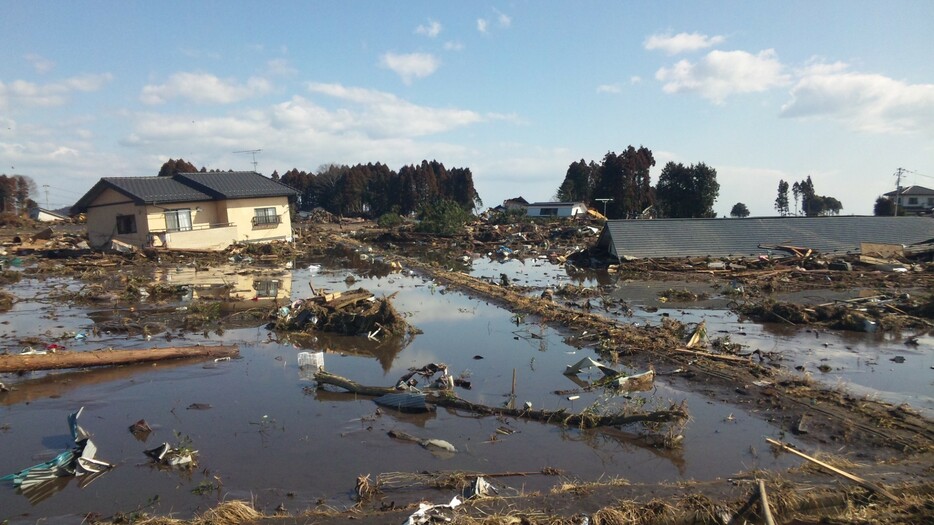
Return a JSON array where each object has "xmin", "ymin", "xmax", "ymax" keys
[
  {"xmin": 525, "ymin": 201, "xmax": 588, "ymax": 218},
  {"xmin": 884, "ymin": 185, "xmax": 934, "ymax": 214},
  {"xmin": 29, "ymin": 208, "xmax": 69, "ymax": 222}
]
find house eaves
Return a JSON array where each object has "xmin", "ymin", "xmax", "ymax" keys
[{"xmin": 71, "ymin": 177, "xmax": 213, "ymax": 214}]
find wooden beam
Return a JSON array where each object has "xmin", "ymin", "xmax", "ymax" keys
[{"xmin": 0, "ymin": 345, "xmax": 239, "ymax": 373}]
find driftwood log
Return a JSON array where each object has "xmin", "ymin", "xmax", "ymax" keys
[
  {"xmin": 314, "ymin": 371, "xmax": 688, "ymax": 429},
  {"xmin": 0, "ymin": 345, "xmax": 239, "ymax": 373}
]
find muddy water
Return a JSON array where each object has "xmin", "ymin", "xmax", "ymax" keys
[{"xmin": 0, "ymin": 258, "xmax": 896, "ymax": 522}]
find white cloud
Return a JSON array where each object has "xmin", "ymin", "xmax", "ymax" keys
[
  {"xmin": 415, "ymin": 19, "xmax": 442, "ymax": 38},
  {"xmin": 780, "ymin": 62, "xmax": 934, "ymax": 134},
  {"xmin": 655, "ymin": 49, "xmax": 790, "ymax": 103},
  {"xmin": 379, "ymin": 52, "xmax": 440, "ymax": 84},
  {"xmin": 476, "ymin": 18, "xmax": 488, "ymax": 33},
  {"xmin": 444, "ymin": 41, "xmax": 464, "ymax": 51},
  {"xmin": 140, "ymin": 72, "xmax": 273, "ymax": 105},
  {"xmin": 0, "ymin": 74, "xmax": 113, "ymax": 110},
  {"xmin": 644, "ymin": 31, "xmax": 725, "ymax": 55},
  {"xmin": 630, "ymin": 76, "xmax": 643, "ymax": 85},
  {"xmin": 494, "ymin": 9, "xmax": 511, "ymax": 28},
  {"xmin": 596, "ymin": 84, "xmax": 621, "ymax": 94},
  {"xmin": 266, "ymin": 58, "xmax": 298, "ymax": 76},
  {"xmin": 306, "ymin": 83, "xmax": 487, "ymax": 137},
  {"xmin": 25, "ymin": 53, "xmax": 55, "ymax": 74}
]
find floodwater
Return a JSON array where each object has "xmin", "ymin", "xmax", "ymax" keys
[{"xmin": 0, "ymin": 253, "xmax": 927, "ymax": 522}]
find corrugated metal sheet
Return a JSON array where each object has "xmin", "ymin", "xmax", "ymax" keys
[{"xmin": 598, "ymin": 216, "xmax": 934, "ymax": 259}]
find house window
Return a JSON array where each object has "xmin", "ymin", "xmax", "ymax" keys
[
  {"xmin": 927, "ymin": 197, "xmax": 934, "ymax": 205},
  {"xmin": 908, "ymin": 197, "xmax": 918, "ymax": 205},
  {"xmin": 116, "ymin": 214, "xmax": 137, "ymax": 234},
  {"xmin": 538, "ymin": 208, "xmax": 558, "ymax": 216},
  {"xmin": 253, "ymin": 279, "xmax": 280, "ymax": 298},
  {"xmin": 164, "ymin": 209, "xmax": 192, "ymax": 232},
  {"xmin": 252, "ymin": 207, "xmax": 280, "ymax": 228}
]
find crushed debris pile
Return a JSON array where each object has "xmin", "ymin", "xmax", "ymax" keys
[
  {"xmin": 271, "ymin": 288, "xmax": 416, "ymax": 337},
  {"xmin": 738, "ymin": 294, "xmax": 934, "ymax": 332}
]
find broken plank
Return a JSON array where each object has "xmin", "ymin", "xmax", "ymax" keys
[
  {"xmin": 670, "ymin": 347, "xmax": 751, "ymax": 363},
  {"xmin": 0, "ymin": 345, "xmax": 239, "ymax": 373},
  {"xmin": 765, "ymin": 438, "xmax": 899, "ymax": 502}
]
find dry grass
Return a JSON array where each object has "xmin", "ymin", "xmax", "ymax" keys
[{"xmin": 134, "ymin": 501, "xmax": 262, "ymax": 525}]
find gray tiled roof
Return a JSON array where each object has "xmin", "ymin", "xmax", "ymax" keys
[
  {"xmin": 176, "ymin": 172, "xmax": 298, "ymax": 199},
  {"xmin": 597, "ymin": 216, "xmax": 934, "ymax": 259},
  {"xmin": 883, "ymin": 185, "xmax": 934, "ymax": 196},
  {"xmin": 71, "ymin": 171, "xmax": 297, "ymax": 214}
]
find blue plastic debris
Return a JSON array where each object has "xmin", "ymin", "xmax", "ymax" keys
[{"xmin": 2, "ymin": 407, "xmax": 112, "ymax": 503}]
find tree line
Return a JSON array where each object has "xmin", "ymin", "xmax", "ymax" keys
[
  {"xmin": 159, "ymin": 158, "xmax": 482, "ymax": 219},
  {"xmin": 0, "ymin": 174, "xmax": 37, "ymax": 214},
  {"xmin": 774, "ymin": 176, "xmax": 843, "ymax": 217},
  {"xmin": 554, "ymin": 146, "xmax": 720, "ymax": 219}
]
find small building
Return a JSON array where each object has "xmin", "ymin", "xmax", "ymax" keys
[
  {"xmin": 29, "ymin": 208, "xmax": 69, "ymax": 222},
  {"xmin": 503, "ymin": 196, "xmax": 529, "ymax": 211},
  {"xmin": 597, "ymin": 216, "xmax": 934, "ymax": 260},
  {"xmin": 883, "ymin": 185, "xmax": 934, "ymax": 215},
  {"xmin": 71, "ymin": 171, "xmax": 298, "ymax": 251},
  {"xmin": 525, "ymin": 201, "xmax": 588, "ymax": 218}
]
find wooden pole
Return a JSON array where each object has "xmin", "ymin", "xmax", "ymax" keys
[
  {"xmin": 758, "ymin": 479, "xmax": 777, "ymax": 525},
  {"xmin": 0, "ymin": 345, "xmax": 239, "ymax": 373},
  {"xmin": 765, "ymin": 438, "xmax": 899, "ymax": 502}
]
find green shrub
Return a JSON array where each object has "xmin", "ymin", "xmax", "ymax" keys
[
  {"xmin": 415, "ymin": 199, "xmax": 472, "ymax": 236},
  {"xmin": 377, "ymin": 212, "xmax": 403, "ymax": 229}
]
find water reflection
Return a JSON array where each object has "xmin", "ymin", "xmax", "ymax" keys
[
  {"xmin": 276, "ymin": 331, "xmax": 412, "ymax": 373},
  {"xmin": 0, "ymin": 358, "xmax": 225, "ymax": 406}
]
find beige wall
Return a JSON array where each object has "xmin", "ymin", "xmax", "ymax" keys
[
  {"xmin": 225, "ymin": 196, "xmax": 293, "ymax": 242},
  {"xmin": 85, "ymin": 190, "xmax": 292, "ymax": 250},
  {"xmin": 85, "ymin": 189, "xmax": 150, "ymax": 248},
  {"xmin": 144, "ymin": 199, "xmax": 220, "ymax": 232}
]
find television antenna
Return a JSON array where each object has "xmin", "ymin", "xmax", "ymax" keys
[
  {"xmin": 594, "ymin": 198, "xmax": 613, "ymax": 218},
  {"xmin": 234, "ymin": 149, "xmax": 262, "ymax": 172}
]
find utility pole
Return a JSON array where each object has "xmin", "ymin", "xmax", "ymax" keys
[
  {"xmin": 893, "ymin": 167, "xmax": 905, "ymax": 216},
  {"xmin": 42, "ymin": 184, "xmax": 49, "ymax": 209},
  {"xmin": 234, "ymin": 149, "xmax": 262, "ymax": 172}
]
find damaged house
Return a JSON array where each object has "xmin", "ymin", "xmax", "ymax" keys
[
  {"xmin": 597, "ymin": 216, "xmax": 934, "ymax": 259},
  {"xmin": 525, "ymin": 201, "xmax": 588, "ymax": 218},
  {"xmin": 71, "ymin": 171, "xmax": 298, "ymax": 251}
]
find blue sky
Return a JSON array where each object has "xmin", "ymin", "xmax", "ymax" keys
[{"xmin": 2, "ymin": 1, "xmax": 933, "ymax": 216}]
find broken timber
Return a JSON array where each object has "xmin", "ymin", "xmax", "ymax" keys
[
  {"xmin": 0, "ymin": 345, "xmax": 239, "ymax": 373},
  {"xmin": 314, "ymin": 371, "xmax": 687, "ymax": 429}
]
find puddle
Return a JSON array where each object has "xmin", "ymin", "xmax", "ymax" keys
[{"xmin": 0, "ymin": 256, "xmax": 924, "ymax": 521}]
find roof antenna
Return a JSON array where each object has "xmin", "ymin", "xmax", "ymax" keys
[{"xmin": 234, "ymin": 149, "xmax": 262, "ymax": 172}]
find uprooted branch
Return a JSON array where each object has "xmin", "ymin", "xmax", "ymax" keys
[{"xmin": 313, "ymin": 370, "xmax": 688, "ymax": 430}]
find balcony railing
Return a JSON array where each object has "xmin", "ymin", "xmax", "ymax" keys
[
  {"xmin": 251, "ymin": 215, "xmax": 282, "ymax": 229},
  {"xmin": 150, "ymin": 222, "xmax": 234, "ymax": 234}
]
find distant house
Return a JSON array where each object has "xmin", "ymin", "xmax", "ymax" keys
[
  {"xmin": 503, "ymin": 196, "xmax": 529, "ymax": 211},
  {"xmin": 597, "ymin": 216, "xmax": 934, "ymax": 260},
  {"xmin": 29, "ymin": 207, "xmax": 68, "ymax": 222},
  {"xmin": 883, "ymin": 185, "xmax": 934, "ymax": 214},
  {"xmin": 71, "ymin": 171, "xmax": 298, "ymax": 251},
  {"xmin": 525, "ymin": 201, "xmax": 588, "ymax": 218}
]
